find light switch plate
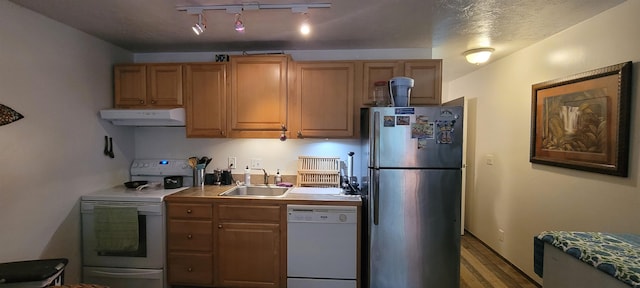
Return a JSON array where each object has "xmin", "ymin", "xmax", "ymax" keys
[{"xmin": 250, "ymin": 158, "xmax": 262, "ymax": 169}]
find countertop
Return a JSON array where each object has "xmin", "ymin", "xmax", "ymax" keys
[{"xmin": 165, "ymin": 185, "xmax": 362, "ymax": 206}]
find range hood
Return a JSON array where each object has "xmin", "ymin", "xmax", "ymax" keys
[{"xmin": 100, "ymin": 108, "xmax": 186, "ymax": 126}]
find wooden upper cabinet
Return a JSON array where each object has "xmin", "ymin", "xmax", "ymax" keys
[
  {"xmin": 361, "ymin": 59, "xmax": 442, "ymax": 106},
  {"xmin": 229, "ymin": 55, "xmax": 290, "ymax": 138},
  {"xmin": 114, "ymin": 64, "xmax": 147, "ymax": 107},
  {"xmin": 114, "ymin": 63, "xmax": 183, "ymax": 108},
  {"xmin": 404, "ymin": 60, "xmax": 442, "ymax": 106},
  {"xmin": 362, "ymin": 61, "xmax": 402, "ymax": 106},
  {"xmin": 291, "ymin": 61, "xmax": 357, "ymax": 138},
  {"xmin": 184, "ymin": 63, "xmax": 227, "ymax": 138}
]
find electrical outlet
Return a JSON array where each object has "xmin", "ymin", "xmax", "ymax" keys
[
  {"xmin": 486, "ymin": 154, "xmax": 495, "ymax": 165},
  {"xmin": 498, "ymin": 229, "xmax": 505, "ymax": 242},
  {"xmin": 250, "ymin": 158, "xmax": 262, "ymax": 169},
  {"xmin": 228, "ymin": 157, "xmax": 237, "ymax": 169}
]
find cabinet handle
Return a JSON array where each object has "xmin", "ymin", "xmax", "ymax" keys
[
  {"xmin": 139, "ymin": 99, "xmax": 144, "ymax": 104},
  {"xmin": 297, "ymin": 131, "xmax": 303, "ymax": 138},
  {"xmin": 218, "ymin": 224, "xmax": 223, "ymax": 229},
  {"xmin": 151, "ymin": 100, "xmax": 156, "ymax": 104},
  {"xmin": 221, "ymin": 130, "xmax": 225, "ymax": 136},
  {"xmin": 187, "ymin": 267, "xmax": 193, "ymax": 272},
  {"xmin": 187, "ymin": 234, "xmax": 193, "ymax": 239},
  {"xmin": 186, "ymin": 209, "xmax": 192, "ymax": 214}
]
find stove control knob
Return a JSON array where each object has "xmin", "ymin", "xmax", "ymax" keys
[
  {"xmin": 339, "ymin": 214, "xmax": 347, "ymax": 222},
  {"xmin": 131, "ymin": 162, "xmax": 139, "ymax": 168}
]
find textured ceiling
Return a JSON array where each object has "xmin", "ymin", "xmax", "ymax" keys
[{"xmin": 7, "ymin": 0, "xmax": 625, "ymax": 81}]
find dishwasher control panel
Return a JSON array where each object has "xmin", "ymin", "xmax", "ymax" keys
[{"xmin": 287, "ymin": 205, "xmax": 357, "ymax": 224}]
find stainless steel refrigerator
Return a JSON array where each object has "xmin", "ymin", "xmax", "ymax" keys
[{"xmin": 360, "ymin": 106, "xmax": 462, "ymax": 288}]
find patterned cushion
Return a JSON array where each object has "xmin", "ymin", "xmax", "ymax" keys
[{"xmin": 537, "ymin": 231, "xmax": 640, "ymax": 288}]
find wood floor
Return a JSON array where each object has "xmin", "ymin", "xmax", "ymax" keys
[{"xmin": 461, "ymin": 233, "xmax": 541, "ymax": 288}]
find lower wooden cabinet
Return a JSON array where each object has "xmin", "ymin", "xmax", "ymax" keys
[
  {"xmin": 166, "ymin": 202, "xmax": 214, "ymax": 287},
  {"xmin": 214, "ymin": 203, "xmax": 284, "ymax": 288},
  {"xmin": 167, "ymin": 201, "xmax": 284, "ymax": 288}
]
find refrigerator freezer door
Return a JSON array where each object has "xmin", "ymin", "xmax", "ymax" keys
[
  {"xmin": 363, "ymin": 107, "xmax": 463, "ymax": 169},
  {"xmin": 369, "ymin": 168, "xmax": 461, "ymax": 288}
]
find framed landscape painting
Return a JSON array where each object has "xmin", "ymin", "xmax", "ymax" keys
[{"xmin": 530, "ymin": 61, "xmax": 632, "ymax": 177}]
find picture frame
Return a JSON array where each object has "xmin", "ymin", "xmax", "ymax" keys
[{"xmin": 530, "ymin": 61, "xmax": 632, "ymax": 177}]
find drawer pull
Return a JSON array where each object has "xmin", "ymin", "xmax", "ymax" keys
[
  {"xmin": 187, "ymin": 234, "xmax": 193, "ymax": 239},
  {"xmin": 186, "ymin": 209, "xmax": 192, "ymax": 214},
  {"xmin": 218, "ymin": 224, "xmax": 223, "ymax": 229},
  {"xmin": 187, "ymin": 267, "xmax": 193, "ymax": 272}
]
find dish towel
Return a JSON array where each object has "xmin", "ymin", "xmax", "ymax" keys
[{"xmin": 93, "ymin": 206, "xmax": 139, "ymax": 252}]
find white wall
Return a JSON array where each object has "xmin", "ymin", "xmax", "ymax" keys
[
  {"xmin": 445, "ymin": 0, "xmax": 639, "ymax": 283},
  {"xmin": 0, "ymin": 0, "xmax": 133, "ymax": 283}
]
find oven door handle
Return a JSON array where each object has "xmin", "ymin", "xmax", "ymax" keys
[
  {"xmin": 86, "ymin": 269, "xmax": 162, "ymax": 279},
  {"xmin": 81, "ymin": 201, "xmax": 163, "ymax": 215}
]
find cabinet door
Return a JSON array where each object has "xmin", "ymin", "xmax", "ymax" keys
[
  {"xmin": 147, "ymin": 64, "xmax": 183, "ymax": 107},
  {"xmin": 293, "ymin": 62, "xmax": 356, "ymax": 138},
  {"xmin": 184, "ymin": 64, "xmax": 227, "ymax": 138},
  {"xmin": 362, "ymin": 61, "xmax": 402, "ymax": 106},
  {"xmin": 229, "ymin": 55, "xmax": 289, "ymax": 138},
  {"xmin": 114, "ymin": 64, "xmax": 147, "ymax": 107},
  {"xmin": 404, "ymin": 60, "xmax": 442, "ymax": 105},
  {"xmin": 215, "ymin": 222, "xmax": 280, "ymax": 287}
]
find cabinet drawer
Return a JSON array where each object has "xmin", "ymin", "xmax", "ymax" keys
[
  {"xmin": 217, "ymin": 204, "xmax": 281, "ymax": 222},
  {"xmin": 167, "ymin": 220, "xmax": 212, "ymax": 251},
  {"xmin": 168, "ymin": 203, "xmax": 212, "ymax": 219},
  {"xmin": 168, "ymin": 253, "xmax": 213, "ymax": 285}
]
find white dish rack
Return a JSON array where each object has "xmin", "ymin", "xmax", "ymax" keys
[{"xmin": 297, "ymin": 156, "xmax": 341, "ymax": 188}]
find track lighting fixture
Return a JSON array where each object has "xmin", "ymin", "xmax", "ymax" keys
[
  {"xmin": 176, "ymin": 2, "xmax": 330, "ymax": 34},
  {"xmin": 192, "ymin": 13, "xmax": 206, "ymax": 35},
  {"xmin": 234, "ymin": 13, "xmax": 245, "ymax": 32}
]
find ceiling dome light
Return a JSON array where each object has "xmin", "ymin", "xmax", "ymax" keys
[{"xmin": 464, "ymin": 48, "xmax": 494, "ymax": 65}]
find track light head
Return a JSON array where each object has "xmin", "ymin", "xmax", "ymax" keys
[
  {"xmin": 299, "ymin": 13, "xmax": 310, "ymax": 35},
  {"xmin": 192, "ymin": 13, "xmax": 206, "ymax": 35},
  {"xmin": 234, "ymin": 13, "xmax": 245, "ymax": 32}
]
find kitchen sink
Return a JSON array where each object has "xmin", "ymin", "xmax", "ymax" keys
[{"xmin": 219, "ymin": 185, "xmax": 291, "ymax": 197}]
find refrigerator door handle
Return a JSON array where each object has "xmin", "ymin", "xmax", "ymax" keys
[
  {"xmin": 372, "ymin": 169, "xmax": 379, "ymax": 225},
  {"xmin": 373, "ymin": 111, "xmax": 380, "ymax": 168}
]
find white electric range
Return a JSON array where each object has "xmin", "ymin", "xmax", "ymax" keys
[
  {"xmin": 80, "ymin": 159, "xmax": 192, "ymax": 288},
  {"xmin": 82, "ymin": 159, "xmax": 193, "ymax": 202}
]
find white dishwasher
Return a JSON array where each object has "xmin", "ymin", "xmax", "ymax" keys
[{"xmin": 287, "ymin": 205, "xmax": 358, "ymax": 288}]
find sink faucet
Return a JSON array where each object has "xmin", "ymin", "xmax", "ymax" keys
[{"xmin": 261, "ymin": 168, "xmax": 269, "ymax": 185}]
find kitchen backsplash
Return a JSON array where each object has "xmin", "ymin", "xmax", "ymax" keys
[{"xmin": 134, "ymin": 127, "xmax": 362, "ymax": 177}]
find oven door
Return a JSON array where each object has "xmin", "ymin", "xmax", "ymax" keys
[{"xmin": 81, "ymin": 201, "xmax": 165, "ymax": 269}]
